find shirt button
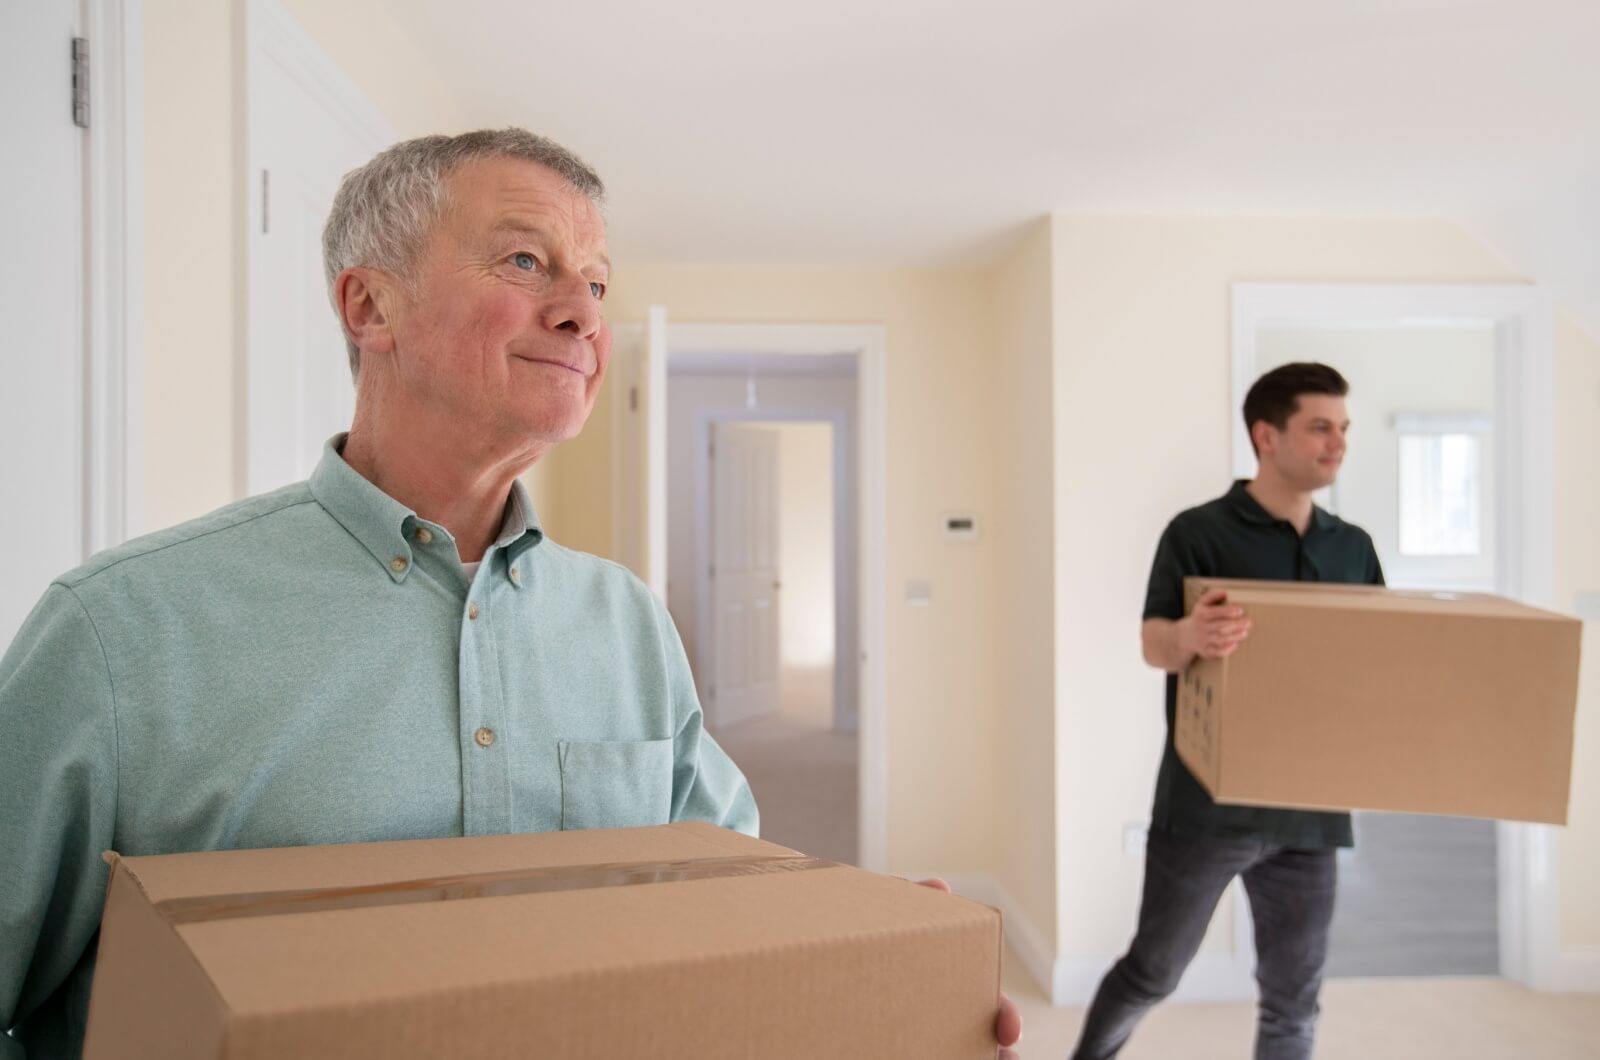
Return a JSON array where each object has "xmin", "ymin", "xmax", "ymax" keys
[
  {"xmin": 415, "ymin": 527, "xmax": 433, "ymax": 545},
  {"xmin": 474, "ymin": 727, "xmax": 496, "ymax": 748},
  {"xmin": 390, "ymin": 555, "xmax": 408, "ymax": 573},
  {"xmin": 467, "ymin": 603, "xmax": 479, "ymax": 621},
  {"xmin": 509, "ymin": 566, "xmax": 522, "ymax": 585}
]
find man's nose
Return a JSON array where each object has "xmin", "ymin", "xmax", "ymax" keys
[{"xmin": 542, "ymin": 275, "xmax": 602, "ymax": 340}]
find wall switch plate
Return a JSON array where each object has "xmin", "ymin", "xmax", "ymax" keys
[
  {"xmin": 1123, "ymin": 822, "xmax": 1147, "ymax": 855},
  {"xmin": 905, "ymin": 579, "xmax": 932, "ymax": 606}
]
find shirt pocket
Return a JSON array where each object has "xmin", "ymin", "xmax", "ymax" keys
[{"xmin": 557, "ymin": 738, "xmax": 674, "ymax": 831}]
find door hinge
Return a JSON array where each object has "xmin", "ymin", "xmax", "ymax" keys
[
  {"xmin": 708, "ymin": 684, "xmax": 716, "ymax": 700},
  {"xmin": 708, "ymin": 564, "xmax": 716, "ymax": 579},
  {"xmin": 71, "ymin": 38, "xmax": 89, "ymax": 128},
  {"xmin": 708, "ymin": 438, "xmax": 715, "ymax": 459},
  {"xmin": 629, "ymin": 385, "xmax": 638, "ymax": 411},
  {"xmin": 261, "ymin": 170, "xmax": 270, "ymax": 234}
]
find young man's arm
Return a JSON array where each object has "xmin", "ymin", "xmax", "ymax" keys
[
  {"xmin": 1141, "ymin": 590, "xmax": 1251, "ymax": 673},
  {"xmin": 1140, "ymin": 518, "xmax": 1250, "ymax": 674}
]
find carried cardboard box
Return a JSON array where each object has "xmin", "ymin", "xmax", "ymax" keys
[
  {"xmin": 84, "ymin": 822, "xmax": 1001, "ymax": 1059},
  {"xmin": 1177, "ymin": 578, "xmax": 1581, "ymax": 823}
]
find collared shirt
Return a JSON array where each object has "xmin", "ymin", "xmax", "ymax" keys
[
  {"xmin": 0, "ymin": 437, "xmax": 756, "ymax": 1059},
  {"xmin": 1142, "ymin": 480, "xmax": 1384, "ymax": 849}
]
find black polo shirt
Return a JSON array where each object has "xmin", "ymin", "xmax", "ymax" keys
[{"xmin": 1142, "ymin": 480, "xmax": 1384, "ymax": 849}]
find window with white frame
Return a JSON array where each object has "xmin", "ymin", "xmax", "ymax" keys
[{"xmin": 1395, "ymin": 414, "xmax": 1492, "ymax": 557}]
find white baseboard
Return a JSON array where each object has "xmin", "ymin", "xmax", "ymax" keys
[
  {"xmin": 928, "ymin": 872, "xmax": 1257, "ymax": 1006},
  {"xmin": 1545, "ymin": 946, "xmax": 1600, "ymax": 993}
]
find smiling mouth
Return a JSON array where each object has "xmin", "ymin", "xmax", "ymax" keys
[{"xmin": 514, "ymin": 356, "xmax": 587, "ymax": 376}]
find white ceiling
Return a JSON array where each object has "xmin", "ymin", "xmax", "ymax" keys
[{"xmin": 368, "ymin": 0, "xmax": 1599, "ymax": 333}]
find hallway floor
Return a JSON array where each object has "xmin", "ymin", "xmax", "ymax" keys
[
  {"xmin": 1002, "ymin": 955, "xmax": 1600, "ymax": 1058},
  {"xmin": 708, "ymin": 667, "xmax": 857, "ymax": 866}
]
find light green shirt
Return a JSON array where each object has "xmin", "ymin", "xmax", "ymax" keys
[{"xmin": 0, "ymin": 437, "xmax": 757, "ymax": 1059}]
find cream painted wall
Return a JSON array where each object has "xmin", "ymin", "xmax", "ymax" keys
[
  {"xmin": 990, "ymin": 221, "xmax": 1061, "ymax": 950},
  {"xmin": 277, "ymin": 0, "xmax": 470, "ymax": 137},
  {"xmin": 1047, "ymin": 214, "xmax": 1600, "ymax": 968},
  {"xmin": 551, "ymin": 265, "xmax": 1000, "ymax": 875},
  {"xmin": 143, "ymin": 0, "xmax": 239, "ymax": 530}
]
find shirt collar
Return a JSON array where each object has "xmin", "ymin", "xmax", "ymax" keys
[
  {"xmin": 1225, "ymin": 479, "xmax": 1337, "ymax": 534},
  {"xmin": 308, "ymin": 435, "xmax": 545, "ymax": 584}
]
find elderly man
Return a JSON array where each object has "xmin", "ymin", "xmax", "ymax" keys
[{"xmin": 1, "ymin": 129, "xmax": 1019, "ymax": 1059}]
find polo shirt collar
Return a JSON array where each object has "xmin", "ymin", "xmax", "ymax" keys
[
  {"xmin": 309, "ymin": 435, "xmax": 544, "ymax": 583},
  {"xmin": 1225, "ymin": 479, "xmax": 1337, "ymax": 533}
]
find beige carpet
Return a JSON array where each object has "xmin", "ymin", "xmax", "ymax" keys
[
  {"xmin": 708, "ymin": 669, "xmax": 858, "ymax": 866},
  {"xmin": 1003, "ymin": 952, "xmax": 1600, "ymax": 1058}
]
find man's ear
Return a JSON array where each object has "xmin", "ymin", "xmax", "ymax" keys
[
  {"xmin": 1250, "ymin": 419, "xmax": 1276, "ymax": 457},
  {"xmin": 335, "ymin": 267, "xmax": 398, "ymax": 360}
]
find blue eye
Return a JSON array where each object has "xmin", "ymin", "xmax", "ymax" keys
[
  {"xmin": 589, "ymin": 281, "xmax": 606, "ymax": 300},
  {"xmin": 512, "ymin": 253, "xmax": 537, "ymax": 271}
]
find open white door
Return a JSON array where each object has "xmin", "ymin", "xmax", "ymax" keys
[
  {"xmin": 245, "ymin": 0, "xmax": 393, "ymax": 494},
  {"xmin": 2, "ymin": 0, "xmax": 86, "ymax": 647},
  {"xmin": 709, "ymin": 424, "xmax": 782, "ymax": 727}
]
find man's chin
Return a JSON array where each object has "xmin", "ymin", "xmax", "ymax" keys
[{"xmin": 513, "ymin": 405, "xmax": 592, "ymax": 449}]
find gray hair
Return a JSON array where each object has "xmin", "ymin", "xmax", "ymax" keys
[{"xmin": 321, "ymin": 128, "xmax": 606, "ymax": 380}]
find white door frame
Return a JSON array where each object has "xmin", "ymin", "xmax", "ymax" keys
[
  {"xmin": 1232, "ymin": 281, "xmax": 1562, "ymax": 990},
  {"xmin": 665, "ymin": 323, "xmax": 888, "ymax": 873},
  {"xmin": 694, "ymin": 407, "xmax": 854, "ymax": 734},
  {"xmin": 242, "ymin": 0, "xmax": 394, "ymax": 496},
  {"xmin": 84, "ymin": 0, "xmax": 145, "ymax": 552}
]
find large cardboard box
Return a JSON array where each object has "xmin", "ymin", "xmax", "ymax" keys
[
  {"xmin": 83, "ymin": 822, "xmax": 1001, "ymax": 1059},
  {"xmin": 1176, "ymin": 577, "xmax": 1581, "ymax": 823}
]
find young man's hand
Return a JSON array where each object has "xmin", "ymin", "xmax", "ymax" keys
[
  {"xmin": 1176, "ymin": 588, "xmax": 1251, "ymax": 660},
  {"xmin": 914, "ymin": 877, "xmax": 1022, "ymax": 1057}
]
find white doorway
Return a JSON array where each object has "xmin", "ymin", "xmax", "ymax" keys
[
  {"xmin": 669, "ymin": 359, "xmax": 858, "ymax": 865},
  {"xmin": 696, "ymin": 415, "xmax": 855, "ymax": 865},
  {"xmin": 244, "ymin": 0, "xmax": 393, "ymax": 495},
  {"xmin": 612, "ymin": 319, "xmax": 887, "ymax": 870},
  {"xmin": 1232, "ymin": 282, "xmax": 1560, "ymax": 989},
  {"xmin": 1253, "ymin": 320, "xmax": 1501, "ymax": 977}
]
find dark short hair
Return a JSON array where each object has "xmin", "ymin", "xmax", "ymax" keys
[{"xmin": 1243, "ymin": 362, "xmax": 1349, "ymax": 454}]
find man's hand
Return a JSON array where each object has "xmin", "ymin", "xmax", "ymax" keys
[
  {"xmin": 1175, "ymin": 588, "xmax": 1251, "ymax": 661},
  {"xmin": 915, "ymin": 878, "xmax": 1022, "ymax": 1058}
]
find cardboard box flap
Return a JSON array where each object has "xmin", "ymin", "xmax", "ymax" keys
[
  {"xmin": 108, "ymin": 821, "xmax": 785, "ymax": 905},
  {"xmin": 175, "ymin": 853, "xmax": 995, "ymax": 1016},
  {"xmin": 1185, "ymin": 577, "xmax": 1561, "ymax": 621},
  {"xmin": 87, "ymin": 824, "xmax": 1005, "ymax": 1060}
]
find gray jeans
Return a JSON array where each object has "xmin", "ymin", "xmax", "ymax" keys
[{"xmin": 1071, "ymin": 829, "xmax": 1338, "ymax": 1060}]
